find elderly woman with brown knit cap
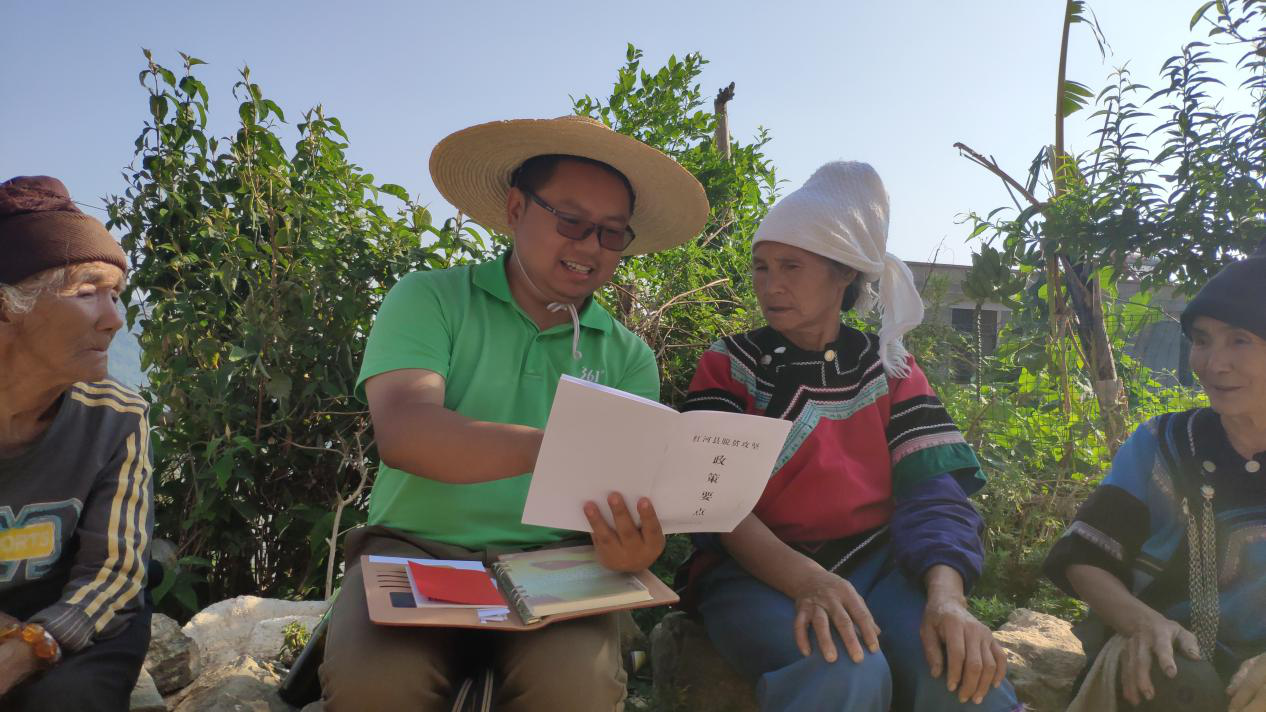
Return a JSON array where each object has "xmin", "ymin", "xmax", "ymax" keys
[
  {"xmin": 0, "ymin": 176, "xmax": 153, "ymax": 712},
  {"xmin": 1044, "ymin": 242, "xmax": 1266, "ymax": 712}
]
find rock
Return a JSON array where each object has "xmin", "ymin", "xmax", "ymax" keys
[
  {"xmin": 994, "ymin": 608, "xmax": 1086, "ymax": 712},
  {"xmin": 248, "ymin": 615, "xmax": 321, "ymax": 667},
  {"xmin": 147, "ymin": 612, "xmax": 201, "ymax": 695},
  {"xmin": 130, "ymin": 668, "xmax": 167, "ymax": 712},
  {"xmin": 650, "ymin": 612, "xmax": 756, "ymax": 712},
  {"xmin": 182, "ymin": 596, "xmax": 328, "ymax": 672},
  {"xmin": 151, "ymin": 538, "xmax": 179, "ymax": 575},
  {"xmin": 619, "ymin": 610, "xmax": 651, "ymax": 674},
  {"xmin": 167, "ymin": 655, "xmax": 292, "ymax": 712},
  {"xmin": 618, "ymin": 610, "xmax": 648, "ymax": 654}
]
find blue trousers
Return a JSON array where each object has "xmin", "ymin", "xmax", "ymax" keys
[{"xmin": 696, "ymin": 548, "xmax": 1021, "ymax": 712}]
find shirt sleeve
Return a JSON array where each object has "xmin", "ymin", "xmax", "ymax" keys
[
  {"xmin": 356, "ymin": 271, "xmax": 453, "ymax": 402},
  {"xmin": 1043, "ymin": 422, "xmax": 1157, "ymax": 597},
  {"xmin": 615, "ymin": 340, "xmax": 661, "ymax": 404},
  {"xmin": 885, "ymin": 356, "xmax": 985, "ymax": 497},
  {"xmin": 890, "ymin": 473, "xmax": 985, "ymax": 592},
  {"xmin": 681, "ymin": 342, "xmax": 750, "ymax": 414},
  {"xmin": 28, "ymin": 410, "xmax": 153, "ymax": 652}
]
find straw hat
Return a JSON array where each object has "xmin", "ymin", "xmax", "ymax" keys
[{"xmin": 429, "ymin": 115, "xmax": 710, "ymax": 255}]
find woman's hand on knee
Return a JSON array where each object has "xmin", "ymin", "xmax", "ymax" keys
[
  {"xmin": 1229, "ymin": 653, "xmax": 1266, "ymax": 712},
  {"xmin": 789, "ymin": 568, "xmax": 880, "ymax": 665},
  {"xmin": 1117, "ymin": 614, "xmax": 1200, "ymax": 706},
  {"xmin": 920, "ymin": 595, "xmax": 1006, "ymax": 704}
]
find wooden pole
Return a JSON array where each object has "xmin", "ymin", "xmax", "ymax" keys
[{"xmin": 713, "ymin": 82, "xmax": 735, "ymax": 160}]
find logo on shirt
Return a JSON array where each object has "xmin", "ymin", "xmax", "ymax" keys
[
  {"xmin": 0, "ymin": 500, "xmax": 82, "ymax": 583},
  {"xmin": 579, "ymin": 367, "xmax": 604, "ymax": 384}
]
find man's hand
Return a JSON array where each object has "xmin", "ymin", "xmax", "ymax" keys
[
  {"xmin": 0, "ymin": 636, "xmax": 40, "ymax": 698},
  {"xmin": 1229, "ymin": 653, "xmax": 1266, "ymax": 712},
  {"xmin": 788, "ymin": 567, "xmax": 881, "ymax": 664},
  {"xmin": 1116, "ymin": 613, "xmax": 1201, "ymax": 705},
  {"xmin": 584, "ymin": 494, "xmax": 665, "ymax": 573},
  {"xmin": 921, "ymin": 566, "xmax": 1006, "ymax": 705}
]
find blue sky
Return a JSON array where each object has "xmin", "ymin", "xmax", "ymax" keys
[{"xmin": 1, "ymin": 1, "xmax": 1234, "ymax": 265}]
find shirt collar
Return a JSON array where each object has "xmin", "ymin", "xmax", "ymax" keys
[{"xmin": 473, "ymin": 252, "xmax": 613, "ymax": 334}]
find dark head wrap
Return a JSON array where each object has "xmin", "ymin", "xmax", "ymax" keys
[
  {"xmin": 0, "ymin": 175, "xmax": 128, "ymax": 285},
  {"xmin": 1181, "ymin": 239, "xmax": 1266, "ymax": 342}
]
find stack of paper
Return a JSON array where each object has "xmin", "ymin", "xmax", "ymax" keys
[{"xmin": 401, "ymin": 558, "xmax": 510, "ymax": 620}]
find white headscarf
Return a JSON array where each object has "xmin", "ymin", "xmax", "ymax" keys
[{"xmin": 752, "ymin": 161, "xmax": 924, "ymax": 378}]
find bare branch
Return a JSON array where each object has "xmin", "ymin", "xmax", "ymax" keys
[{"xmin": 953, "ymin": 143, "xmax": 1046, "ymax": 209}]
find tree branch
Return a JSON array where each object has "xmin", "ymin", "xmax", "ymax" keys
[{"xmin": 953, "ymin": 143, "xmax": 1046, "ymax": 210}]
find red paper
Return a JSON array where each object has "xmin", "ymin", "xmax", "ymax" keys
[{"xmin": 406, "ymin": 561, "xmax": 506, "ymax": 606}]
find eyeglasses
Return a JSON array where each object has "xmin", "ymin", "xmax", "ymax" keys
[{"xmin": 520, "ymin": 189, "xmax": 636, "ymax": 252}]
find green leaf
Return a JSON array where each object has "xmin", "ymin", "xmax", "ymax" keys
[
  {"xmin": 379, "ymin": 183, "xmax": 409, "ymax": 201},
  {"xmin": 150, "ymin": 95, "xmax": 168, "ymax": 122},
  {"xmin": 211, "ymin": 452, "xmax": 235, "ymax": 489},
  {"xmin": 1060, "ymin": 80, "xmax": 1095, "ymax": 118},
  {"xmin": 1190, "ymin": 0, "xmax": 1218, "ymax": 27},
  {"xmin": 267, "ymin": 373, "xmax": 293, "ymax": 400}
]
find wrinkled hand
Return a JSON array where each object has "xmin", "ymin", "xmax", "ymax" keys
[
  {"xmin": 788, "ymin": 568, "xmax": 880, "ymax": 664},
  {"xmin": 921, "ymin": 594, "xmax": 1006, "ymax": 705},
  {"xmin": 1117, "ymin": 614, "xmax": 1201, "ymax": 706},
  {"xmin": 0, "ymin": 637, "xmax": 40, "ymax": 698},
  {"xmin": 1229, "ymin": 653, "xmax": 1266, "ymax": 712},
  {"xmin": 584, "ymin": 494, "xmax": 665, "ymax": 573}
]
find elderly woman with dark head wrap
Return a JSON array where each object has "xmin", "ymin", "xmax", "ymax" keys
[
  {"xmin": 0, "ymin": 176, "xmax": 152, "ymax": 712},
  {"xmin": 1044, "ymin": 243, "xmax": 1266, "ymax": 712}
]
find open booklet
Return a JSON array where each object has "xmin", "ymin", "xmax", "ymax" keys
[
  {"xmin": 522, "ymin": 375, "xmax": 793, "ymax": 534},
  {"xmin": 363, "ymin": 545, "xmax": 676, "ymax": 629}
]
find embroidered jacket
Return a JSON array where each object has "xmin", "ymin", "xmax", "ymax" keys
[
  {"xmin": 1044, "ymin": 408, "xmax": 1266, "ymax": 668},
  {"xmin": 683, "ymin": 325, "xmax": 987, "ymax": 588}
]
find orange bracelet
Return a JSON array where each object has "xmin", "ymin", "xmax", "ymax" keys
[{"xmin": 0, "ymin": 622, "xmax": 61, "ymax": 667}]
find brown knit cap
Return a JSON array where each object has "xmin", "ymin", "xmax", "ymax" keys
[{"xmin": 0, "ymin": 176, "xmax": 128, "ymax": 285}]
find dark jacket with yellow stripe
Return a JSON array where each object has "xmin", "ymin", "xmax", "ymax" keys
[{"xmin": 0, "ymin": 380, "xmax": 152, "ymax": 652}]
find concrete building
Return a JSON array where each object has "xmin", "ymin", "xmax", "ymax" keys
[{"xmin": 906, "ymin": 261, "xmax": 1192, "ymax": 385}]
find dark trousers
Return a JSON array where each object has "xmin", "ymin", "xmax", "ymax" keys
[{"xmin": 0, "ymin": 571, "xmax": 152, "ymax": 712}]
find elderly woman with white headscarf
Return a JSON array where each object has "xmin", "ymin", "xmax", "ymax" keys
[
  {"xmin": 678, "ymin": 162, "xmax": 1019, "ymax": 712},
  {"xmin": 0, "ymin": 176, "xmax": 152, "ymax": 712}
]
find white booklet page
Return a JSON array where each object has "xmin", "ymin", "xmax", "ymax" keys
[{"xmin": 522, "ymin": 375, "xmax": 792, "ymax": 534}]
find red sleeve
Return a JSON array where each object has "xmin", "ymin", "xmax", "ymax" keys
[
  {"xmin": 886, "ymin": 355, "xmax": 934, "ymax": 404},
  {"xmin": 681, "ymin": 346, "xmax": 751, "ymax": 414}
]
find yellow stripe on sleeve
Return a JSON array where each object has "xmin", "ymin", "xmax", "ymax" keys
[
  {"xmin": 77, "ymin": 381, "xmax": 147, "ymax": 407},
  {"xmin": 69, "ymin": 392, "xmax": 146, "ymax": 417},
  {"xmin": 85, "ymin": 413, "xmax": 151, "ymax": 625},
  {"xmin": 65, "ymin": 431, "xmax": 138, "ymax": 609}
]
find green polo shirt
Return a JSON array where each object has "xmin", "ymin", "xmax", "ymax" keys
[{"xmin": 356, "ymin": 252, "xmax": 660, "ymax": 550}]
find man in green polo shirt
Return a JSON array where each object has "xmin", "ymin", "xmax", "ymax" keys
[{"xmin": 319, "ymin": 116, "xmax": 709, "ymax": 712}]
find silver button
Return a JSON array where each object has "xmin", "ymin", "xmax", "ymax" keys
[
  {"xmin": 760, "ymin": 355, "xmax": 772, "ymax": 366},
  {"xmin": 1202, "ymin": 461, "xmax": 1217, "ymax": 473},
  {"xmin": 1247, "ymin": 460, "xmax": 1261, "ymax": 473},
  {"xmin": 825, "ymin": 349, "xmax": 836, "ymax": 362},
  {"xmin": 773, "ymin": 346, "xmax": 786, "ymax": 354}
]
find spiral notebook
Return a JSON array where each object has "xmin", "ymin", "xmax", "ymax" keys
[
  {"xmin": 361, "ymin": 545, "xmax": 676, "ymax": 630},
  {"xmin": 490, "ymin": 546, "xmax": 652, "ymax": 620}
]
